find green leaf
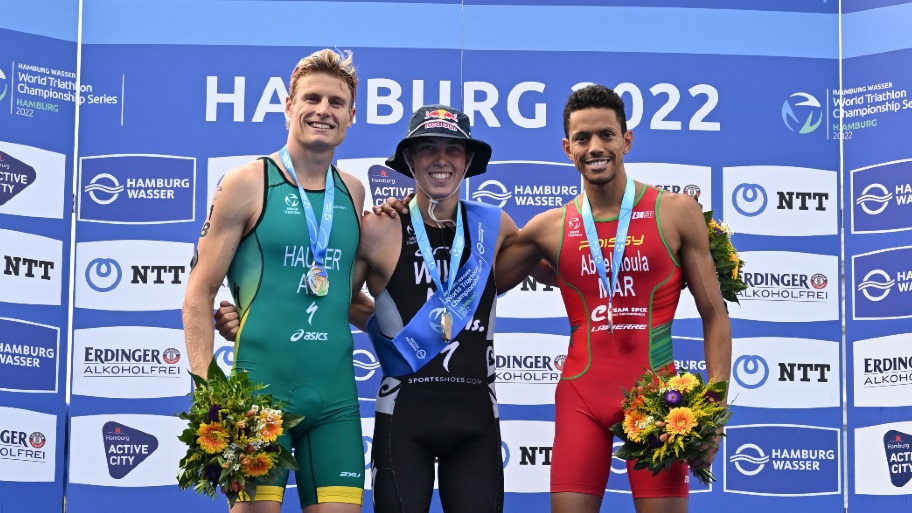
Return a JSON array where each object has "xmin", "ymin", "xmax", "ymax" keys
[
  {"xmin": 283, "ymin": 413, "xmax": 305, "ymax": 430},
  {"xmin": 207, "ymin": 357, "xmax": 227, "ymax": 382},
  {"xmin": 277, "ymin": 447, "xmax": 300, "ymax": 471}
]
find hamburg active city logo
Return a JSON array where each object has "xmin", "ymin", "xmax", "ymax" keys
[
  {"xmin": 781, "ymin": 92, "xmax": 822, "ymax": 134},
  {"xmin": 731, "ymin": 183, "xmax": 767, "ymax": 217},
  {"xmin": 856, "ymin": 183, "xmax": 893, "ymax": 215},
  {"xmin": 733, "ymin": 355, "xmax": 769, "ymax": 389},
  {"xmin": 857, "ymin": 269, "xmax": 895, "ymax": 302},
  {"xmin": 85, "ymin": 258, "xmax": 123, "ymax": 292},
  {"xmin": 883, "ymin": 430, "xmax": 912, "ymax": 488},
  {"xmin": 471, "ymin": 179, "xmax": 511, "ymax": 208},
  {"xmin": 84, "ymin": 174, "xmax": 125, "ymax": 204}
]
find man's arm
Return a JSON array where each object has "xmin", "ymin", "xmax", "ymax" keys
[
  {"xmin": 494, "ymin": 208, "xmax": 562, "ymax": 292},
  {"xmin": 182, "ymin": 163, "xmax": 260, "ymax": 379},
  {"xmin": 665, "ymin": 194, "xmax": 732, "ymax": 469}
]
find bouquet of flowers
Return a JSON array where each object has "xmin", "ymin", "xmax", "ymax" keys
[
  {"xmin": 704, "ymin": 209, "xmax": 747, "ymax": 304},
  {"xmin": 609, "ymin": 368, "xmax": 732, "ymax": 485},
  {"xmin": 177, "ymin": 358, "xmax": 303, "ymax": 506}
]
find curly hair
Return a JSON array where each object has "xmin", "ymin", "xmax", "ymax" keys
[{"xmin": 562, "ymin": 85, "xmax": 627, "ymax": 137}]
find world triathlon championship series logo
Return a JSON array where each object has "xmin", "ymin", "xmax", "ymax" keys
[
  {"xmin": 782, "ymin": 92, "xmax": 822, "ymax": 134},
  {"xmin": 0, "ymin": 150, "xmax": 36, "ymax": 207},
  {"xmin": 852, "ymin": 160, "xmax": 912, "ymax": 234},
  {"xmin": 883, "ymin": 430, "xmax": 912, "ymax": 488},
  {"xmin": 102, "ymin": 421, "xmax": 158, "ymax": 479},
  {"xmin": 368, "ymin": 165, "xmax": 414, "ymax": 208}
]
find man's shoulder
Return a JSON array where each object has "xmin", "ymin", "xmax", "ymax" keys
[{"xmin": 335, "ymin": 167, "xmax": 365, "ymax": 194}]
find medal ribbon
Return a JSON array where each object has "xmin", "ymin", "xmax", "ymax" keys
[
  {"xmin": 279, "ymin": 146, "xmax": 334, "ymax": 269},
  {"xmin": 580, "ymin": 178, "xmax": 636, "ymax": 315},
  {"xmin": 408, "ymin": 196, "xmax": 465, "ymax": 317}
]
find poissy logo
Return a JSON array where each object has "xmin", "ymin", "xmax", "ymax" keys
[
  {"xmin": 725, "ymin": 425, "xmax": 840, "ymax": 496},
  {"xmin": 883, "ymin": 430, "xmax": 912, "ymax": 488},
  {"xmin": 782, "ymin": 92, "xmax": 822, "ymax": 134},
  {"xmin": 472, "ymin": 179, "xmax": 511, "ymax": 208},
  {"xmin": 733, "ymin": 355, "xmax": 769, "ymax": 389},
  {"xmin": 732, "ymin": 184, "xmax": 767, "ymax": 217},
  {"xmin": 85, "ymin": 258, "xmax": 122, "ymax": 292},
  {"xmin": 102, "ymin": 421, "xmax": 158, "ymax": 479}
]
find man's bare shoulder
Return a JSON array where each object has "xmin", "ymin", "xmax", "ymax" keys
[
  {"xmin": 658, "ymin": 191, "xmax": 704, "ymax": 223},
  {"xmin": 220, "ymin": 159, "xmax": 265, "ymax": 188},
  {"xmin": 336, "ymin": 168, "xmax": 366, "ymax": 196},
  {"xmin": 525, "ymin": 205, "xmax": 565, "ymax": 232},
  {"xmin": 360, "ymin": 210, "xmax": 402, "ymax": 244}
]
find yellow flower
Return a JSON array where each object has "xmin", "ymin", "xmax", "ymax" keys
[
  {"xmin": 666, "ymin": 373, "xmax": 699, "ymax": 393},
  {"xmin": 240, "ymin": 453, "xmax": 273, "ymax": 478},
  {"xmin": 197, "ymin": 422, "xmax": 229, "ymax": 454},
  {"xmin": 623, "ymin": 410, "xmax": 647, "ymax": 442},
  {"xmin": 258, "ymin": 414, "xmax": 283, "ymax": 442},
  {"xmin": 730, "ymin": 252, "xmax": 740, "ymax": 279},
  {"xmin": 665, "ymin": 407, "xmax": 698, "ymax": 436}
]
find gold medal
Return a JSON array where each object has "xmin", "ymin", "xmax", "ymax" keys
[
  {"xmin": 606, "ymin": 304, "xmax": 614, "ymax": 334},
  {"xmin": 307, "ymin": 265, "xmax": 329, "ymax": 297},
  {"xmin": 441, "ymin": 310, "xmax": 453, "ymax": 341}
]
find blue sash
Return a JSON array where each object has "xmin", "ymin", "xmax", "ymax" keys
[{"xmin": 366, "ymin": 201, "xmax": 500, "ymax": 377}]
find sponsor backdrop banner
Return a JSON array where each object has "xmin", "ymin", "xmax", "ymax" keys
[
  {"xmin": 0, "ymin": 0, "xmax": 77, "ymax": 511},
  {"xmin": 843, "ymin": 1, "xmax": 912, "ymax": 510},
  {"xmin": 58, "ymin": 0, "xmax": 847, "ymax": 512}
]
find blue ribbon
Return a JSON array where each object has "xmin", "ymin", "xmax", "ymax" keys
[
  {"xmin": 580, "ymin": 178, "xmax": 636, "ymax": 315},
  {"xmin": 367, "ymin": 201, "xmax": 500, "ymax": 377},
  {"xmin": 279, "ymin": 146, "xmax": 334, "ymax": 269}
]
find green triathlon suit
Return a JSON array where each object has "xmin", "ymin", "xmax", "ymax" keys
[{"xmin": 226, "ymin": 157, "xmax": 363, "ymax": 507}]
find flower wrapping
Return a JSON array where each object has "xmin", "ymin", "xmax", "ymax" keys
[
  {"xmin": 177, "ymin": 358, "xmax": 304, "ymax": 507},
  {"xmin": 609, "ymin": 368, "xmax": 732, "ymax": 485}
]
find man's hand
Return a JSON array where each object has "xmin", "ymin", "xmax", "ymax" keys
[
  {"xmin": 687, "ymin": 430, "xmax": 722, "ymax": 471},
  {"xmin": 367, "ymin": 193, "xmax": 414, "ymax": 218},
  {"xmin": 214, "ymin": 300, "xmax": 240, "ymax": 342}
]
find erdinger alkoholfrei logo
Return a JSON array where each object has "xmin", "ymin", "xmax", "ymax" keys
[
  {"xmin": 471, "ymin": 179, "xmax": 512, "ymax": 208},
  {"xmin": 84, "ymin": 173, "xmax": 124, "ymax": 204},
  {"xmin": 368, "ymin": 165, "xmax": 414, "ymax": 207},
  {"xmin": 857, "ymin": 269, "xmax": 895, "ymax": 302},
  {"xmin": 731, "ymin": 183, "xmax": 768, "ymax": 217},
  {"xmin": 0, "ymin": 150, "xmax": 37, "ymax": 207},
  {"xmin": 85, "ymin": 258, "xmax": 123, "ymax": 292},
  {"xmin": 29, "ymin": 432, "xmax": 46, "ymax": 449},
  {"xmin": 102, "ymin": 421, "xmax": 158, "ymax": 479},
  {"xmin": 883, "ymin": 430, "xmax": 912, "ymax": 488},
  {"xmin": 733, "ymin": 355, "xmax": 769, "ymax": 389},
  {"xmin": 856, "ymin": 183, "xmax": 892, "ymax": 215},
  {"xmin": 782, "ymin": 92, "xmax": 822, "ymax": 134}
]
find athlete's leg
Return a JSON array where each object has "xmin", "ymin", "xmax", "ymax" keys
[
  {"xmin": 294, "ymin": 413, "xmax": 365, "ymax": 510},
  {"xmin": 628, "ymin": 459, "xmax": 689, "ymax": 513},
  {"xmin": 371, "ymin": 410, "xmax": 435, "ymax": 513},
  {"xmin": 301, "ymin": 503, "xmax": 361, "ymax": 513},
  {"xmin": 633, "ymin": 497, "xmax": 687, "ymax": 513},
  {"xmin": 231, "ymin": 502, "xmax": 282, "ymax": 513},
  {"xmin": 551, "ymin": 492, "xmax": 601, "ymax": 513}
]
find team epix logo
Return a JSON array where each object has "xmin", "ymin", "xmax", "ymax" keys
[{"xmin": 782, "ymin": 92, "xmax": 822, "ymax": 134}]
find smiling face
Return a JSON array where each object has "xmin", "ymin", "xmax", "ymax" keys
[
  {"xmin": 405, "ymin": 137, "xmax": 470, "ymax": 199},
  {"xmin": 285, "ymin": 72, "xmax": 355, "ymax": 152},
  {"xmin": 562, "ymin": 107, "xmax": 633, "ymax": 187}
]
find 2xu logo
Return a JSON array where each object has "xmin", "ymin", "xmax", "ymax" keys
[
  {"xmin": 883, "ymin": 430, "xmax": 912, "ymax": 488},
  {"xmin": 102, "ymin": 422, "xmax": 158, "ymax": 479}
]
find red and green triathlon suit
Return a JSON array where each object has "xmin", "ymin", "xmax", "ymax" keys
[
  {"xmin": 552, "ymin": 184, "xmax": 688, "ymax": 498},
  {"xmin": 226, "ymin": 158, "xmax": 364, "ymax": 507}
]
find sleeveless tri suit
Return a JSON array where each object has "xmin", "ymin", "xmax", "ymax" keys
[
  {"xmin": 226, "ymin": 157, "xmax": 364, "ymax": 507},
  {"xmin": 552, "ymin": 185, "xmax": 689, "ymax": 498},
  {"xmin": 370, "ymin": 203, "xmax": 503, "ymax": 513}
]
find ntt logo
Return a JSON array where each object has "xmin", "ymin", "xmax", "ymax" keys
[
  {"xmin": 85, "ymin": 258, "xmax": 122, "ymax": 292},
  {"xmin": 781, "ymin": 92, "xmax": 822, "ymax": 134},
  {"xmin": 472, "ymin": 179, "xmax": 511, "ymax": 208},
  {"xmin": 733, "ymin": 355, "xmax": 769, "ymax": 389},
  {"xmin": 730, "ymin": 443, "xmax": 769, "ymax": 476},
  {"xmin": 857, "ymin": 269, "xmax": 894, "ymax": 302},
  {"xmin": 856, "ymin": 183, "xmax": 892, "ymax": 215},
  {"xmin": 732, "ymin": 183, "xmax": 767, "ymax": 217}
]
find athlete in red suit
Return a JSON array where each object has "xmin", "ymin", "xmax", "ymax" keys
[{"xmin": 496, "ymin": 85, "xmax": 731, "ymax": 513}]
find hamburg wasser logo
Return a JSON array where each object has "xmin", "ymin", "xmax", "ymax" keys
[
  {"xmin": 851, "ymin": 160, "xmax": 912, "ymax": 234},
  {"xmin": 782, "ymin": 92, "xmax": 822, "ymax": 134},
  {"xmin": 883, "ymin": 430, "xmax": 912, "ymax": 488},
  {"xmin": 472, "ymin": 179, "xmax": 512, "ymax": 208},
  {"xmin": 78, "ymin": 155, "xmax": 195, "ymax": 224},
  {"xmin": 853, "ymin": 246, "xmax": 912, "ymax": 320},
  {"xmin": 856, "ymin": 184, "xmax": 892, "ymax": 215},
  {"xmin": 0, "ymin": 151, "xmax": 37, "ymax": 207},
  {"xmin": 733, "ymin": 355, "xmax": 769, "ymax": 389},
  {"xmin": 102, "ymin": 421, "xmax": 158, "ymax": 479}
]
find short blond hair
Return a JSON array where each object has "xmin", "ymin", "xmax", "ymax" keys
[{"xmin": 289, "ymin": 48, "xmax": 358, "ymax": 106}]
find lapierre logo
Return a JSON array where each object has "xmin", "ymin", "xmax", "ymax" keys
[
  {"xmin": 0, "ymin": 429, "xmax": 47, "ymax": 463},
  {"xmin": 0, "ymin": 318, "xmax": 59, "ymax": 393},
  {"xmin": 782, "ymin": 92, "xmax": 822, "ymax": 134},
  {"xmin": 851, "ymin": 159, "xmax": 912, "ymax": 234},
  {"xmin": 83, "ymin": 347, "xmax": 182, "ymax": 378},
  {"xmin": 78, "ymin": 155, "xmax": 196, "ymax": 224},
  {"xmin": 725, "ymin": 425, "xmax": 840, "ymax": 496},
  {"xmin": 495, "ymin": 354, "xmax": 561, "ymax": 383},
  {"xmin": 0, "ymin": 150, "xmax": 36, "ymax": 207},
  {"xmin": 883, "ymin": 430, "xmax": 912, "ymax": 488},
  {"xmin": 852, "ymin": 246, "xmax": 912, "ymax": 320},
  {"xmin": 102, "ymin": 422, "xmax": 158, "ymax": 479}
]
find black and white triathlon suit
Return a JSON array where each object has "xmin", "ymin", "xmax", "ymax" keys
[{"xmin": 371, "ymin": 207, "xmax": 503, "ymax": 513}]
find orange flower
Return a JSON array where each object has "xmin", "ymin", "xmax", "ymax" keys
[
  {"xmin": 197, "ymin": 422, "xmax": 229, "ymax": 454},
  {"xmin": 667, "ymin": 373, "xmax": 699, "ymax": 393},
  {"xmin": 665, "ymin": 407, "xmax": 698, "ymax": 436},
  {"xmin": 258, "ymin": 414, "xmax": 283, "ymax": 442},
  {"xmin": 240, "ymin": 453, "xmax": 273, "ymax": 478},
  {"xmin": 623, "ymin": 410, "xmax": 647, "ymax": 442}
]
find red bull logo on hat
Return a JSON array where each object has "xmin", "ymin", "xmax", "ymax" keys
[{"xmin": 425, "ymin": 108, "xmax": 458, "ymax": 121}]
